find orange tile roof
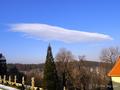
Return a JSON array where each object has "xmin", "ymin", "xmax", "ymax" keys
[{"xmin": 108, "ymin": 56, "xmax": 120, "ymax": 77}]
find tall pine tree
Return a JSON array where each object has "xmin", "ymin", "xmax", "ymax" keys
[{"xmin": 43, "ymin": 44, "xmax": 59, "ymax": 90}]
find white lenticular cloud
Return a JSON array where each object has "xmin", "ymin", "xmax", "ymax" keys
[{"xmin": 9, "ymin": 23, "xmax": 113, "ymax": 43}]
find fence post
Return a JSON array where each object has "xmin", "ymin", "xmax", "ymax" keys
[
  {"xmin": 64, "ymin": 86, "xmax": 66, "ymax": 90},
  {"xmin": 22, "ymin": 76, "xmax": 25, "ymax": 85},
  {"xmin": 40, "ymin": 88, "xmax": 43, "ymax": 90},
  {"xmin": 14, "ymin": 75, "xmax": 16, "ymax": 85},
  {"xmin": 31, "ymin": 77, "xmax": 34, "ymax": 90},
  {"xmin": 9, "ymin": 76, "xmax": 11, "ymax": 85},
  {"xmin": 0, "ymin": 75, "xmax": 2, "ymax": 83},
  {"xmin": 3, "ymin": 75, "xmax": 6, "ymax": 84}
]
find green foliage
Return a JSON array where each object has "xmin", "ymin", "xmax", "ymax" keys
[
  {"xmin": 43, "ymin": 45, "xmax": 59, "ymax": 90},
  {"xmin": 8, "ymin": 66, "xmax": 25, "ymax": 83},
  {"xmin": 0, "ymin": 53, "xmax": 7, "ymax": 76}
]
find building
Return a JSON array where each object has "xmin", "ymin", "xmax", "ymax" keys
[
  {"xmin": 108, "ymin": 56, "xmax": 120, "ymax": 90},
  {"xmin": 0, "ymin": 53, "xmax": 7, "ymax": 76}
]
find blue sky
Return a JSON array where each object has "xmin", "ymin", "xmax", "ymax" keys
[{"xmin": 0, "ymin": 0, "xmax": 120, "ymax": 63}]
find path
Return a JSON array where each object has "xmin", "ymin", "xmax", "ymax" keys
[{"xmin": 0, "ymin": 84, "xmax": 19, "ymax": 90}]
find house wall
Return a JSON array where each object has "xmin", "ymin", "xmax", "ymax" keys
[{"xmin": 111, "ymin": 77, "xmax": 120, "ymax": 90}]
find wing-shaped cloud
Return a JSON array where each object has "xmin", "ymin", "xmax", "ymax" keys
[{"xmin": 9, "ymin": 23, "xmax": 113, "ymax": 43}]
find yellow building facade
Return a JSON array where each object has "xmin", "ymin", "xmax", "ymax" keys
[{"xmin": 108, "ymin": 56, "xmax": 120, "ymax": 90}]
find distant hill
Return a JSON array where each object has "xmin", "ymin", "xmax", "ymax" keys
[
  {"xmin": 7, "ymin": 63, "xmax": 44, "ymax": 72},
  {"xmin": 7, "ymin": 60, "xmax": 101, "ymax": 72}
]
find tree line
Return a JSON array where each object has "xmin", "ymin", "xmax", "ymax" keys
[{"xmin": 6, "ymin": 46, "xmax": 120, "ymax": 90}]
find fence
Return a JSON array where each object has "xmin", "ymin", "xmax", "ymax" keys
[{"xmin": 0, "ymin": 75, "xmax": 43, "ymax": 90}]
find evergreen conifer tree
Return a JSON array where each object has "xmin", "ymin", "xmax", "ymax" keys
[{"xmin": 43, "ymin": 44, "xmax": 59, "ymax": 90}]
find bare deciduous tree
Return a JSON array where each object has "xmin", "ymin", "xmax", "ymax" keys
[
  {"xmin": 55, "ymin": 48, "xmax": 75, "ymax": 90},
  {"xmin": 69, "ymin": 55, "xmax": 90, "ymax": 90},
  {"xmin": 100, "ymin": 47, "xmax": 120, "ymax": 64},
  {"xmin": 78, "ymin": 56, "xmax": 90, "ymax": 90},
  {"xmin": 99, "ymin": 47, "xmax": 120, "ymax": 90}
]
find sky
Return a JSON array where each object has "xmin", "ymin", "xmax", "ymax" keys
[{"xmin": 0, "ymin": 0, "xmax": 120, "ymax": 64}]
